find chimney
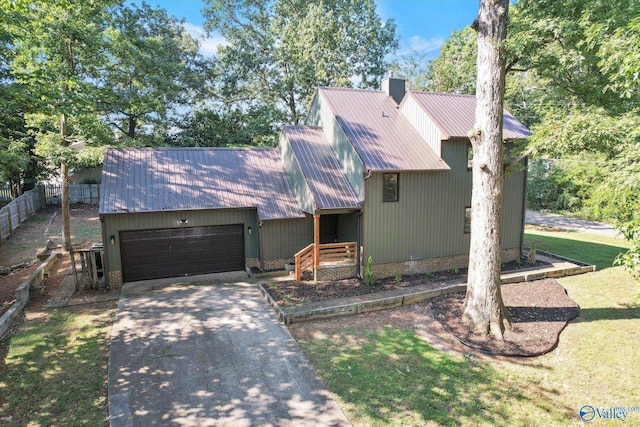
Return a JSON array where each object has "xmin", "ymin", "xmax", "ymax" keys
[{"xmin": 381, "ymin": 71, "xmax": 406, "ymax": 105}]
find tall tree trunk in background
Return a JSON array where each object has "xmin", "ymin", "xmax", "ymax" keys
[
  {"xmin": 462, "ymin": 0, "xmax": 510, "ymax": 338},
  {"xmin": 60, "ymin": 113, "xmax": 72, "ymax": 251}
]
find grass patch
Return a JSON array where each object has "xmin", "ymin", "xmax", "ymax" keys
[
  {"xmin": 524, "ymin": 228, "xmax": 630, "ymax": 270},
  {"xmin": 297, "ymin": 328, "xmax": 573, "ymax": 426},
  {"xmin": 0, "ymin": 306, "xmax": 115, "ymax": 425},
  {"xmin": 294, "ymin": 230, "xmax": 640, "ymax": 426},
  {"xmin": 25, "ymin": 214, "xmax": 50, "ymax": 223}
]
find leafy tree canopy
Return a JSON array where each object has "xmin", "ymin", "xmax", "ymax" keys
[{"xmin": 203, "ymin": 0, "xmax": 398, "ymax": 126}]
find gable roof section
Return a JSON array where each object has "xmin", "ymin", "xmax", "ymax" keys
[
  {"xmin": 318, "ymin": 87, "xmax": 450, "ymax": 172},
  {"xmin": 283, "ymin": 125, "xmax": 360, "ymax": 210},
  {"xmin": 405, "ymin": 91, "xmax": 532, "ymax": 140},
  {"xmin": 99, "ymin": 147, "xmax": 304, "ymax": 220}
]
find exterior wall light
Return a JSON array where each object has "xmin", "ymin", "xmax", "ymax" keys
[
  {"xmin": 248, "ymin": 226, "xmax": 252, "ymax": 235},
  {"xmin": 110, "ymin": 235, "xmax": 115, "ymax": 245},
  {"xmin": 178, "ymin": 219, "xmax": 189, "ymax": 224}
]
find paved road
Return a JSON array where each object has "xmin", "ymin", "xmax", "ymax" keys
[
  {"xmin": 525, "ymin": 210, "xmax": 620, "ymax": 238},
  {"xmin": 108, "ymin": 273, "xmax": 350, "ymax": 427}
]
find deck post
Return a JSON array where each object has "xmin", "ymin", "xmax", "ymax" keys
[{"xmin": 313, "ymin": 213, "xmax": 320, "ymax": 281}]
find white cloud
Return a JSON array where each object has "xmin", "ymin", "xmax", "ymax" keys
[
  {"xmin": 408, "ymin": 35, "xmax": 445, "ymax": 54},
  {"xmin": 183, "ymin": 22, "xmax": 228, "ymax": 57}
]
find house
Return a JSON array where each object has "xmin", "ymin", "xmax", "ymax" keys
[{"xmin": 99, "ymin": 77, "xmax": 531, "ymax": 287}]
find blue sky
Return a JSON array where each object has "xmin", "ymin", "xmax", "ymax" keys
[{"xmin": 138, "ymin": 0, "xmax": 479, "ymax": 59}]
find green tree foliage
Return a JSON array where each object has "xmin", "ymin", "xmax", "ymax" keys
[
  {"xmin": 168, "ymin": 107, "xmax": 279, "ymax": 147},
  {"xmin": 203, "ymin": 0, "xmax": 398, "ymax": 126},
  {"xmin": 99, "ymin": 3, "xmax": 209, "ymax": 142},
  {"xmin": 423, "ymin": 27, "xmax": 477, "ymax": 94}
]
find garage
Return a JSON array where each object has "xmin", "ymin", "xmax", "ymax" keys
[
  {"xmin": 99, "ymin": 148, "xmax": 307, "ymax": 288},
  {"xmin": 119, "ymin": 225, "xmax": 245, "ymax": 282}
]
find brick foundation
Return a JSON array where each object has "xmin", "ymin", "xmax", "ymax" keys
[
  {"xmin": 108, "ymin": 270, "xmax": 123, "ymax": 288},
  {"xmin": 370, "ymin": 248, "xmax": 521, "ymax": 280},
  {"xmin": 246, "ymin": 258, "xmax": 260, "ymax": 269},
  {"xmin": 261, "ymin": 258, "xmax": 293, "ymax": 271},
  {"xmin": 315, "ymin": 264, "xmax": 358, "ymax": 281}
]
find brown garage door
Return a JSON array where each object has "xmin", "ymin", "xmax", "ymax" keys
[{"xmin": 120, "ymin": 225, "xmax": 245, "ymax": 282}]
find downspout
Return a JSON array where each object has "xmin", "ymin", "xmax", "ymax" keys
[
  {"xmin": 258, "ymin": 220, "xmax": 264, "ymax": 272},
  {"xmin": 100, "ymin": 214, "xmax": 109, "ymax": 288},
  {"xmin": 358, "ymin": 169, "xmax": 373, "ymax": 279},
  {"xmin": 519, "ymin": 156, "xmax": 528, "ymax": 257}
]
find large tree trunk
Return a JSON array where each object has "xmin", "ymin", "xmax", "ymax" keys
[
  {"xmin": 60, "ymin": 113, "xmax": 72, "ymax": 251},
  {"xmin": 462, "ymin": 0, "xmax": 510, "ymax": 338}
]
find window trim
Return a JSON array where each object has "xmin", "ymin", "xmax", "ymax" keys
[
  {"xmin": 382, "ymin": 173, "xmax": 399, "ymax": 202},
  {"xmin": 464, "ymin": 206, "xmax": 471, "ymax": 234}
]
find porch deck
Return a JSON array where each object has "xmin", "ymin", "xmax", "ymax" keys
[{"xmin": 294, "ymin": 242, "xmax": 358, "ymax": 281}]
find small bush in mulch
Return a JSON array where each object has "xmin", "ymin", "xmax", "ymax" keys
[
  {"xmin": 262, "ymin": 257, "xmax": 548, "ymax": 308},
  {"xmin": 430, "ymin": 278, "xmax": 580, "ymax": 357}
]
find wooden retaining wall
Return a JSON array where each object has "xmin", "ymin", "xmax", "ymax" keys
[{"xmin": 0, "ymin": 252, "xmax": 61, "ymax": 338}]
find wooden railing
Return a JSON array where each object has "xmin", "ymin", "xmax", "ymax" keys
[
  {"xmin": 294, "ymin": 243, "xmax": 314, "ymax": 281},
  {"xmin": 294, "ymin": 242, "xmax": 357, "ymax": 281}
]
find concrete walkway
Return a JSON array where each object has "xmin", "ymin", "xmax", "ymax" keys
[
  {"xmin": 525, "ymin": 210, "xmax": 620, "ymax": 238},
  {"xmin": 108, "ymin": 273, "xmax": 350, "ymax": 427}
]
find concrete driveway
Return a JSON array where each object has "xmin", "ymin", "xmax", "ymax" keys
[
  {"xmin": 525, "ymin": 210, "xmax": 620, "ymax": 238},
  {"xmin": 108, "ymin": 273, "xmax": 350, "ymax": 426}
]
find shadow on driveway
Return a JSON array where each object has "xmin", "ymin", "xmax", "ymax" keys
[{"xmin": 108, "ymin": 274, "xmax": 350, "ymax": 426}]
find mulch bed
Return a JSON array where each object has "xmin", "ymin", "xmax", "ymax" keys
[
  {"xmin": 264, "ymin": 257, "xmax": 579, "ymax": 357},
  {"xmin": 430, "ymin": 278, "xmax": 580, "ymax": 357},
  {"xmin": 262, "ymin": 258, "xmax": 548, "ymax": 308}
]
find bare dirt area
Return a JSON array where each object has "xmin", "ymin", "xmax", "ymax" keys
[{"xmin": 0, "ymin": 204, "xmax": 102, "ymax": 319}]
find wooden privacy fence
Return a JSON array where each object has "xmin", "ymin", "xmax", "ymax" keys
[
  {"xmin": 0, "ymin": 185, "xmax": 13, "ymax": 201},
  {"xmin": 43, "ymin": 183, "xmax": 100, "ymax": 205},
  {"xmin": 0, "ymin": 188, "xmax": 44, "ymax": 246}
]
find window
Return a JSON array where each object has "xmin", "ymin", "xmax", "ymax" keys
[
  {"xmin": 464, "ymin": 207, "xmax": 471, "ymax": 233},
  {"xmin": 383, "ymin": 173, "xmax": 399, "ymax": 202},
  {"xmin": 467, "ymin": 142, "xmax": 473, "ymax": 170}
]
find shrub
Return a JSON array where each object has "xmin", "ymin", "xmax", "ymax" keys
[{"xmin": 364, "ymin": 256, "xmax": 375, "ymax": 286}]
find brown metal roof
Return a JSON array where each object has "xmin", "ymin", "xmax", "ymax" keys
[
  {"xmin": 405, "ymin": 91, "xmax": 532, "ymax": 140},
  {"xmin": 284, "ymin": 126, "xmax": 360, "ymax": 210},
  {"xmin": 99, "ymin": 148, "xmax": 304, "ymax": 220},
  {"xmin": 318, "ymin": 87, "xmax": 450, "ymax": 172}
]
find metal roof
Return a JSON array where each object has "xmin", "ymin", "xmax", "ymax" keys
[
  {"xmin": 405, "ymin": 91, "xmax": 532, "ymax": 140},
  {"xmin": 318, "ymin": 87, "xmax": 450, "ymax": 172},
  {"xmin": 99, "ymin": 148, "xmax": 305, "ymax": 220},
  {"xmin": 284, "ymin": 126, "xmax": 360, "ymax": 210}
]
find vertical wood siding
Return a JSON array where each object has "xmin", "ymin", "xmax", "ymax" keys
[
  {"xmin": 400, "ymin": 96, "xmax": 443, "ymax": 156},
  {"xmin": 260, "ymin": 216, "xmax": 314, "ymax": 260},
  {"xmin": 102, "ymin": 208, "xmax": 259, "ymax": 273},
  {"xmin": 279, "ymin": 132, "xmax": 315, "ymax": 213},
  {"xmin": 363, "ymin": 140, "xmax": 525, "ymax": 264},
  {"xmin": 307, "ymin": 93, "xmax": 365, "ymax": 200}
]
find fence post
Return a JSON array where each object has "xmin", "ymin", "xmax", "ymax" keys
[{"xmin": 7, "ymin": 204, "xmax": 13, "ymax": 237}]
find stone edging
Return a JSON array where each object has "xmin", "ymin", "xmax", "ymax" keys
[
  {"xmin": 259, "ymin": 252, "xmax": 596, "ymax": 324},
  {"xmin": 0, "ymin": 252, "xmax": 61, "ymax": 338}
]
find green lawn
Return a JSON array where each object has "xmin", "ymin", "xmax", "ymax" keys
[
  {"xmin": 0, "ymin": 306, "xmax": 115, "ymax": 425},
  {"xmin": 294, "ymin": 230, "xmax": 640, "ymax": 426},
  {"xmin": 524, "ymin": 228, "xmax": 630, "ymax": 270}
]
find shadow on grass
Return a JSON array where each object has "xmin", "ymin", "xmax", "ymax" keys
[
  {"xmin": 300, "ymin": 327, "xmax": 574, "ymax": 425},
  {"xmin": 524, "ymin": 232, "xmax": 628, "ymax": 271},
  {"xmin": 508, "ymin": 306, "xmax": 639, "ymax": 323},
  {"xmin": 0, "ymin": 309, "xmax": 110, "ymax": 425},
  {"xmin": 575, "ymin": 306, "xmax": 640, "ymax": 323}
]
